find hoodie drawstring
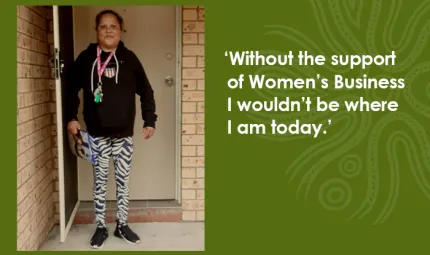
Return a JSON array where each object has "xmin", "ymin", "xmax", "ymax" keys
[
  {"xmin": 113, "ymin": 53, "xmax": 119, "ymax": 84},
  {"xmin": 91, "ymin": 58, "xmax": 97, "ymax": 93}
]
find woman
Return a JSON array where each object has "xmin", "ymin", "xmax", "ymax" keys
[{"xmin": 65, "ymin": 9, "xmax": 157, "ymax": 248}]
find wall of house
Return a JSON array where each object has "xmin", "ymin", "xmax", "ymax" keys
[
  {"xmin": 16, "ymin": 5, "xmax": 56, "ymax": 251},
  {"xmin": 181, "ymin": 5, "xmax": 205, "ymax": 221}
]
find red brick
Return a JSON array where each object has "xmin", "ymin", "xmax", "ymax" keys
[
  {"xmin": 198, "ymin": 33, "xmax": 204, "ymax": 44},
  {"xmin": 182, "ymin": 80, "xmax": 197, "ymax": 90},
  {"xmin": 183, "ymin": 21, "xmax": 204, "ymax": 33},
  {"xmin": 183, "ymin": 9, "xmax": 198, "ymax": 20},
  {"xmin": 183, "ymin": 33, "xmax": 198, "ymax": 44},
  {"xmin": 183, "ymin": 45, "xmax": 204, "ymax": 56},
  {"xmin": 153, "ymin": 209, "xmax": 181, "ymax": 222},
  {"xmin": 198, "ymin": 9, "xmax": 205, "ymax": 20}
]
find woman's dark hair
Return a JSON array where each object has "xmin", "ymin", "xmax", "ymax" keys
[{"xmin": 95, "ymin": 9, "xmax": 124, "ymax": 31}]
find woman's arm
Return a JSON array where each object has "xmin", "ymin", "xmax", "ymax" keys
[
  {"xmin": 132, "ymin": 52, "xmax": 158, "ymax": 129},
  {"xmin": 64, "ymin": 52, "xmax": 85, "ymax": 124}
]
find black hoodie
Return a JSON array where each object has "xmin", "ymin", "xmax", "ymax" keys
[{"xmin": 64, "ymin": 41, "xmax": 157, "ymax": 138}]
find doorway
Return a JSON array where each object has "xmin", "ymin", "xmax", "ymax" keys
[
  {"xmin": 53, "ymin": 5, "xmax": 182, "ymax": 243},
  {"xmin": 72, "ymin": 6, "xmax": 181, "ymax": 201}
]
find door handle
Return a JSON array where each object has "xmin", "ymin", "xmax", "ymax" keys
[{"xmin": 165, "ymin": 76, "xmax": 174, "ymax": 85}]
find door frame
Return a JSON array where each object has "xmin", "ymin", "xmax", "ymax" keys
[
  {"xmin": 174, "ymin": 5, "xmax": 183, "ymax": 204},
  {"xmin": 53, "ymin": 5, "xmax": 81, "ymax": 243},
  {"xmin": 71, "ymin": 6, "xmax": 184, "ymax": 202},
  {"xmin": 55, "ymin": 5, "xmax": 184, "ymax": 243},
  {"xmin": 55, "ymin": 7, "xmax": 183, "ymax": 242}
]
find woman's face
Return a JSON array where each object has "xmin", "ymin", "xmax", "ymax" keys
[{"xmin": 97, "ymin": 13, "xmax": 121, "ymax": 50}]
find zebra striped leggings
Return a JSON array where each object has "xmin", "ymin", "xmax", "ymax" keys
[{"xmin": 90, "ymin": 136, "xmax": 133, "ymax": 228}]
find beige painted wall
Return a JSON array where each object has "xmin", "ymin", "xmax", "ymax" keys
[{"xmin": 16, "ymin": 5, "xmax": 205, "ymax": 251}]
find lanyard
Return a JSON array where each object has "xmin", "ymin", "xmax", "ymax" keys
[
  {"xmin": 94, "ymin": 45, "xmax": 115, "ymax": 103},
  {"xmin": 96, "ymin": 45, "xmax": 115, "ymax": 85}
]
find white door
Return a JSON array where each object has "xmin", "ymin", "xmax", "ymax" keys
[
  {"xmin": 53, "ymin": 5, "xmax": 80, "ymax": 243},
  {"xmin": 72, "ymin": 6, "xmax": 178, "ymax": 200}
]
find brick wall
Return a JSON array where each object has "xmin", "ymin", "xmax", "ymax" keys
[
  {"xmin": 16, "ymin": 6, "xmax": 56, "ymax": 251},
  {"xmin": 181, "ymin": 6, "xmax": 205, "ymax": 221}
]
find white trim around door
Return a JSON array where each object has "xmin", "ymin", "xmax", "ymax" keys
[{"xmin": 175, "ymin": 5, "xmax": 183, "ymax": 204}]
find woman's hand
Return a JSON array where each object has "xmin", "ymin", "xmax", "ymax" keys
[
  {"xmin": 67, "ymin": 120, "xmax": 82, "ymax": 144},
  {"xmin": 143, "ymin": 127, "xmax": 155, "ymax": 139}
]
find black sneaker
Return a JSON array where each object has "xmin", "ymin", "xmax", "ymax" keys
[
  {"xmin": 90, "ymin": 227, "xmax": 108, "ymax": 249},
  {"xmin": 114, "ymin": 220, "xmax": 140, "ymax": 244}
]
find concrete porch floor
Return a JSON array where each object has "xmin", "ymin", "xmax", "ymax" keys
[{"xmin": 39, "ymin": 222, "xmax": 205, "ymax": 251}]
